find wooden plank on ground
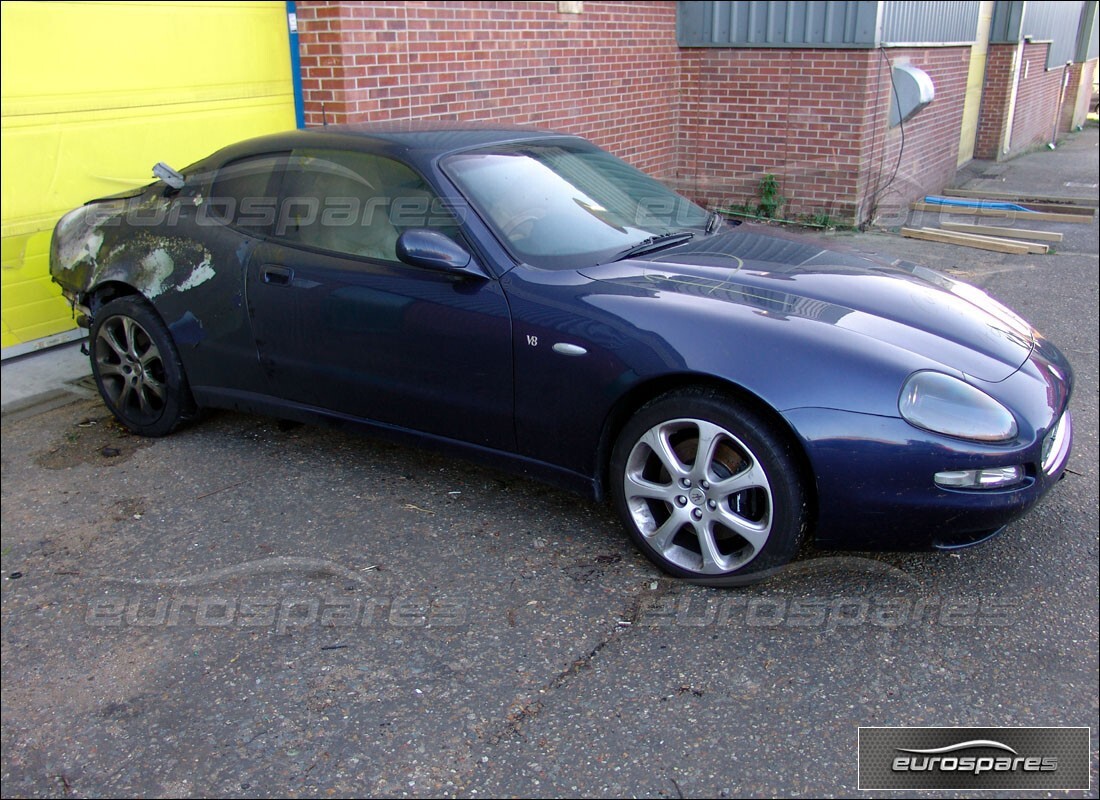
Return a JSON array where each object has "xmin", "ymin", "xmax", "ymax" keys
[
  {"xmin": 1012, "ymin": 201, "xmax": 1094, "ymax": 215},
  {"xmin": 943, "ymin": 187, "xmax": 1099, "ymax": 207},
  {"xmin": 900, "ymin": 227, "xmax": 1030, "ymax": 254},
  {"xmin": 923, "ymin": 228, "xmax": 1048, "ymax": 254},
  {"xmin": 940, "ymin": 221, "xmax": 1063, "ymax": 242},
  {"xmin": 909, "ymin": 202, "xmax": 1094, "ymax": 223},
  {"xmin": 962, "ymin": 199, "xmax": 1096, "ymax": 215}
]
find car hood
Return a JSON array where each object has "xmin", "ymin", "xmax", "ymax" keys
[{"xmin": 578, "ymin": 227, "xmax": 1035, "ymax": 383}]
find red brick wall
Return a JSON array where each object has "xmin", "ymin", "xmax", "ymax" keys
[
  {"xmin": 675, "ymin": 46, "xmax": 970, "ymax": 226},
  {"xmin": 976, "ymin": 41, "xmax": 1071, "ymax": 160},
  {"xmin": 1007, "ymin": 42, "xmax": 1069, "ymax": 156},
  {"xmin": 294, "ymin": 2, "xmax": 1076, "ymax": 227},
  {"xmin": 859, "ymin": 47, "xmax": 972, "ymax": 226},
  {"xmin": 974, "ymin": 43, "xmax": 1016, "ymax": 160},
  {"xmin": 295, "ymin": 0, "xmax": 681, "ymax": 177},
  {"xmin": 1061, "ymin": 58, "xmax": 1098, "ymax": 132},
  {"xmin": 675, "ymin": 48, "xmax": 876, "ymax": 223},
  {"xmin": 1060, "ymin": 61, "xmax": 1082, "ymax": 131}
]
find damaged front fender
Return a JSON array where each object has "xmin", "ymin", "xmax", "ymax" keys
[
  {"xmin": 50, "ymin": 189, "xmax": 216, "ymax": 307},
  {"xmin": 49, "ymin": 181, "xmax": 265, "ymax": 395}
]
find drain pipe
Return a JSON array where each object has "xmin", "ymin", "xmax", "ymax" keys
[
  {"xmin": 1002, "ymin": 1, "xmax": 1029, "ymax": 157},
  {"xmin": 1049, "ymin": 61, "xmax": 1072, "ymax": 149},
  {"xmin": 1002, "ymin": 35, "xmax": 1029, "ymax": 155}
]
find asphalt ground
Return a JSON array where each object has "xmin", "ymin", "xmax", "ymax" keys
[{"xmin": 2, "ymin": 126, "xmax": 1097, "ymax": 798}]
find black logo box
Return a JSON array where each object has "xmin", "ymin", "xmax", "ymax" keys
[{"xmin": 858, "ymin": 727, "xmax": 1090, "ymax": 791}]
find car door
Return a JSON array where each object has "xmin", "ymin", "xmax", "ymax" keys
[
  {"xmin": 245, "ymin": 147, "xmax": 514, "ymax": 451},
  {"xmin": 172, "ymin": 151, "xmax": 288, "ymax": 395}
]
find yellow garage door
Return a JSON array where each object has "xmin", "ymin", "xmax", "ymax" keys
[{"xmin": 1, "ymin": 1, "xmax": 296, "ymax": 356}]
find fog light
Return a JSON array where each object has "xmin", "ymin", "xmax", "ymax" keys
[{"xmin": 934, "ymin": 466, "xmax": 1024, "ymax": 489}]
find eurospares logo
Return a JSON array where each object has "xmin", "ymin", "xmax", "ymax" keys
[
  {"xmin": 893, "ymin": 739, "xmax": 1057, "ymax": 775},
  {"xmin": 858, "ymin": 727, "xmax": 1090, "ymax": 790}
]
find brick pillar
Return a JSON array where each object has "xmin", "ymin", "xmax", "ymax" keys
[{"xmin": 974, "ymin": 43, "xmax": 1017, "ymax": 160}]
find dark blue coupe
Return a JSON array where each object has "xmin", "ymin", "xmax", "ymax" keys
[{"xmin": 50, "ymin": 125, "xmax": 1074, "ymax": 581}]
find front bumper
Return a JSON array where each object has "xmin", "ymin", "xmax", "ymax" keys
[{"xmin": 785, "ymin": 405, "xmax": 1072, "ymax": 551}]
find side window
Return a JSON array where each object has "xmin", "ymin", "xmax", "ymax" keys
[
  {"xmin": 208, "ymin": 153, "xmax": 286, "ymax": 233},
  {"xmin": 275, "ymin": 149, "xmax": 459, "ymax": 262}
]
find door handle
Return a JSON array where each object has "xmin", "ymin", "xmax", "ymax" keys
[{"xmin": 262, "ymin": 265, "xmax": 293, "ymax": 286}]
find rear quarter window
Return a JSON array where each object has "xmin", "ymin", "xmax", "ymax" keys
[{"xmin": 207, "ymin": 153, "xmax": 287, "ymax": 234}]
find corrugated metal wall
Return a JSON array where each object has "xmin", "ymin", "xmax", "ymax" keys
[
  {"xmin": 678, "ymin": 1, "xmax": 1091, "ymax": 57},
  {"xmin": 677, "ymin": 0, "xmax": 880, "ymax": 47},
  {"xmin": 1024, "ymin": 0, "xmax": 1087, "ymax": 65},
  {"xmin": 989, "ymin": 0, "xmax": 1025, "ymax": 42},
  {"xmin": 880, "ymin": 1, "xmax": 980, "ymax": 44},
  {"xmin": 677, "ymin": 1, "xmax": 983, "ymax": 47},
  {"xmin": 991, "ymin": 0, "xmax": 1091, "ymax": 66},
  {"xmin": 1075, "ymin": 0, "xmax": 1098, "ymax": 61}
]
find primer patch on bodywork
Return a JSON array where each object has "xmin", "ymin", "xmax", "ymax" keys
[
  {"xmin": 176, "ymin": 258, "xmax": 215, "ymax": 292},
  {"xmin": 141, "ymin": 248, "xmax": 176, "ymax": 298}
]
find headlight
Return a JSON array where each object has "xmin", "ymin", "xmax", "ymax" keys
[{"xmin": 899, "ymin": 371, "xmax": 1018, "ymax": 442}]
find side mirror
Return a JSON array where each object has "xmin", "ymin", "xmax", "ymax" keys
[
  {"xmin": 153, "ymin": 161, "xmax": 186, "ymax": 190},
  {"xmin": 396, "ymin": 229, "xmax": 483, "ymax": 276}
]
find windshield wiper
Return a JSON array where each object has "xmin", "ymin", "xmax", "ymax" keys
[{"xmin": 613, "ymin": 231, "xmax": 694, "ymax": 261}]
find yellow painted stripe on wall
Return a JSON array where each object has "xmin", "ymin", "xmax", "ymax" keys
[{"xmin": 1, "ymin": 0, "xmax": 295, "ymax": 351}]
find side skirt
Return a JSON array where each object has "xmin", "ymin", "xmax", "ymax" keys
[{"xmin": 191, "ymin": 386, "xmax": 601, "ymax": 500}]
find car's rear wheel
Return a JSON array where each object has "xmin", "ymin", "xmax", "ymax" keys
[
  {"xmin": 90, "ymin": 296, "xmax": 196, "ymax": 437},
  {"xmin": 610, "ymin": 388, "xmax": 808, "ymax": 582}
]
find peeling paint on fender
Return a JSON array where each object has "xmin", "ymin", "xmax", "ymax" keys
[
  {"xmin": 176, "ymin": 258, "xmax": 216, "ymax": 292},
  {"xmin": 140, "ymin": 248, "xmax": 176, "ymax": 298},
  {"xmin": 55, "ymin": 205, "xmax": 110, "ymax": 272}
]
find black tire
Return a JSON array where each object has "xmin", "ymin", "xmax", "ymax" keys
[
  {"xmin": 89, "ymin": 296, "xmax": 197, "ymax": 437},
  {"xmin": 610, "ymin": 388, "xmax": 808, "ymax": 583}
]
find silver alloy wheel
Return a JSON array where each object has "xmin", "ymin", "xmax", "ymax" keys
[
  {"xmin": 95, "ymin": 315, "xmax": 167, "ymax": 424},
  {"xmin": 622, "ymin": 417, "xmax": 773, "ymax": 574}
]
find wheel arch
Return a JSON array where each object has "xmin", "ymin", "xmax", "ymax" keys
[
  {"xmin": 87, "ymin": 280, "xmax": 145, "ymax": 316},
  {"xmin": 595, "ymin": 374, "xmax": 818, "ymax": 529},
  {"xmin": 88, "ymin": 292, "xmax": 199, "ymax": 436}
]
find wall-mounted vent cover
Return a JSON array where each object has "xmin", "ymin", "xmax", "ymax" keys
[{"xmin": 889, "ymin": 63, "xmax": 934, "ymax": 127}]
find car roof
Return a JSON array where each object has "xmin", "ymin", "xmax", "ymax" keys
[
  {"xmin": 201, "ymin": 122, "xmax": 576, "ymax": 171},
  {"xmin": 321, "ymin": 121, "xmax": 565, "ymax": 149}
]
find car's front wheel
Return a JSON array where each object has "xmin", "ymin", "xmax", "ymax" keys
[
  {"xmin": 89, "ymin": 296, "xmax": 196, "ymax": 437},
  {"xmin": 610, "ymin": 388, "xmax": 808, "ymax": 582}
]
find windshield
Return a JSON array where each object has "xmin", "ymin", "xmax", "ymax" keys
[{"xmin": 442, "ymin": 139, "xmax": 709, "ymax": 269}]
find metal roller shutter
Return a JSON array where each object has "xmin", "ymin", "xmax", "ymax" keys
[{"xmin": 1, "ymin": 0, "xmax": 296, "ymax": 355}]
